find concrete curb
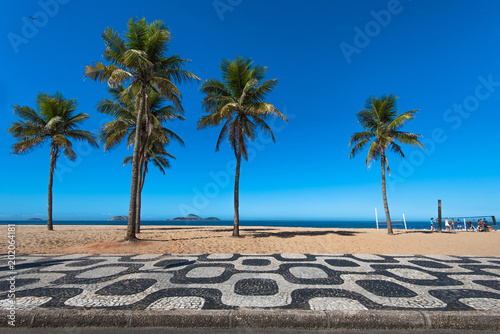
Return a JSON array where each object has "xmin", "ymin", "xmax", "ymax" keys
[{"xmin": 1, "ymin": 309, "xmax": 499, "ymax": 330}]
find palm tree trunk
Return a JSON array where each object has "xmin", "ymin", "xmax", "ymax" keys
[
  {"xmin": 233, "ymin": 146, "xmax": 241, "ymax": 237},
  {"xmin": 135, "ymin": 155, "xmax": 143, "ymax": 234},
  {"xmin": 381, "ymin": 151, "xmax": 393, "ymax": 235},
  {"xmin": 126, "ymin": 85, "xmax": 147, "ymax": 241},
  {"xmin": 47, "ymin": 145, "xmax": 57, "ymax": 231},
  {"xmin": 135, "ymin": 157, "xmax": 146, "ymax": 234}
]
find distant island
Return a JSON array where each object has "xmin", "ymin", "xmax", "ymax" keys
[
  {"xmin": 27, "ymin": 218, "xmax": 44, "ymax": 221},
  {"xmin": 108, "ymin": 216, "xmax": 128, "ymax": 221},
  {"xmin": 166, "ymin": 214, "xmax": 220, "ymax": 221}
]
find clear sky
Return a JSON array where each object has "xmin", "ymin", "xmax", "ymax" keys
[{"xmin": 1, "ymin": 0, "xmax": 499, "ymax": 221}]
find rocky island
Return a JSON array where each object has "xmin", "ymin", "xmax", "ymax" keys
[
  {"xmin": 108, "ymin": 216, "xmax": 128, "ymax": 221},
  {"xmin": 27, "ymin": 218, "xmax": 44, "ymax": 221},
  {"xmin": 166, "ymin": 214, "xmax": 220, "ymax": 221}
]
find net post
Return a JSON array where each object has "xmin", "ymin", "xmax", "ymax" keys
[
  {"xmin": 375, "ymin": 208, "xmax": 379, "ymax": 229},
  {"xmin": 438, "ymin": 200, "xmax": 442, "ymax": 232},
  {"xmin": 403, "ymin": 214, "xmax": 407, "ymax": 230}
]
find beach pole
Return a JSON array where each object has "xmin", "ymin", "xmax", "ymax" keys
[
  {"xmin": 403, "ymin": 214, "xmax": 407, "ymax": 230},
  {"xmin": 375, "ymin": 208, "xmax": 379, "ymax": 229},
  {"xmin": 438, "ymin": 200, "xmax": 442, "ymax": 232}
]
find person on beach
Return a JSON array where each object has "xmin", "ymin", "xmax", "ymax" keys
[
  {"xmin": 451, "ymin": 218, "xmax": 455, "ymax": 231},
  {"xmin": 477, "ymin": 219, "xmax": 485, "ymax": 232},
  {"xmin": 430, "ymin": 217, "xmax": 435, "ymax": 231},
  {"xmin": 456, "ymin": 219, "xmax": 462, "ymax": 230},
  {"xmin": 445, "ymin": 217, "xmax": 451, "ymax": 231}
]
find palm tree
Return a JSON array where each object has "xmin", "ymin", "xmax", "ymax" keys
[
  {"xmin": 97, "ymin": 85, "xmax": 182, "ymax": 234},
  {"xmin": 198, "ymin": 57, "xmax": 288, "ymax": 237},
  {"xmin": 348, "ymin": 94, "xmax": 424, "ymax": 235},
  {"xmin": 8, "ymin": 92, "xmax": 98, "ymax": 230},
  {"xmin": 85, "ymin": 18, "xmax": 198, "ymax": 241},
  {"xmin": 124, "ymin": 138, "xmax": 174, "ymax": 233}
]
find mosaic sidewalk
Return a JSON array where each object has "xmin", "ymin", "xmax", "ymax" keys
[{"xmin": 1, "ymin": 254, "xmax": 500, "ymax": 312}]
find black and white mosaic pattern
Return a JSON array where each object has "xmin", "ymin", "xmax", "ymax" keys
[{"xmin": 1, "ymin": 254, "xmax": 500, "ymax": 311}]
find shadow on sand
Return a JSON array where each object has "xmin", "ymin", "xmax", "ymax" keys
[
  {"xmin": 396, "ymin": 230, "xmax": 457, "ymax": 235},
  {"xmin": 208, "ymin": 228, "xmax": 362, "ymax": 238}
]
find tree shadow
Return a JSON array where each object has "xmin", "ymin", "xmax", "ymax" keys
[
  {"xmin": 0, "ymin": 259, "xmax": 74, "ymax": 272},
  {"xmin": 139, "ymin": 236, "xmax": 224, "ymax": 242},
  {"xmin": 248, "ymin": 230, "xmax": 362, "ymax": 238},
  {"xmin": 396, "ymin": 230, "xmax": 457, "ymax": 235},
  {"xmin": 139, "ymin": 227, "xmax": 203, "ymax": 232},
  {"xmin": 138, "ymin": 227, "xmax": 361, "ymax": 240}
]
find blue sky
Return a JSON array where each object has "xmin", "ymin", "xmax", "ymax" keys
[{"xmin": 1, "ymin": 0, "xmax": 499, "ymax": 221}]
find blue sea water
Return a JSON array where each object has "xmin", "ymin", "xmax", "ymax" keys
[{"xmin": 0, "ymin": 220, "xmax": 441, "ymax": 230}]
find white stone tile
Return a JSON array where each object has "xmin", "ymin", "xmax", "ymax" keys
[
  {"xmin": 76, "ymin": 266, "xmax": 128, "ymax": 279},
  {"xmin": 386, "ymin": 268, "xmax": 437, "ymax": 280},
  {"xmin": 186, "ymin": 267, "xmax": 226, "ymax": 278},
  {"xmin": 481, "ymin": 268, "xmax": 500, "ymax": 276},
  {"xmin": 281, "ymin": 254, "xmax": 308, "ymax": 259},
  {"xmin": 460, "ymin": 298, "xmax": 500, "ymax": 311},
  {"xmin": 309, "ymin": 297, "xmax": 368, "ymax": 311},
  {"xmin": 289, "ymin": 267, "xmax": 328, "ymax": 279},
  {"xmin": 147, "ymin": 296, "xmax": 204, "ymax": 310},
  {"xmin": 206, "ymin": 254, "xmax": 234, "ymax": 259},
  {"xmin": 0, "ymin": 297, "xmax": 51, "ymax": 310}
]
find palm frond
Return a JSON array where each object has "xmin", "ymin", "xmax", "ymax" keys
[
  {"xmin": 387, "ymin": 109, "xmax": 418, "ymax": 130},
  {"xmin": 102, "ymin": 27, "xmax": 126, "ymax": 64},
  {"xmin": 64, "ymin": 129, "xmax": 98, "ymax": 147},
  {"xmin": 349, "ymin": 137, "xmax": 371, "ymax": 159},
  {"xmin": 84, "ymin": 62, "xmax": 117, "ymax": 83}
]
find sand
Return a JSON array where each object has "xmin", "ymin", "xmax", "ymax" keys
[{"xmin": 2, "ymin": 224, "xmax": 499, "ymax": 256}]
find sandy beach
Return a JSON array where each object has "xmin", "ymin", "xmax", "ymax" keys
[{"xmin": 2, "ymin": 224, "xmax": 499, "ymax": 255}]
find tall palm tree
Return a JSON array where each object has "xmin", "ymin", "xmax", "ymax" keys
[
  {"xmin": 8, "ymin": 92, "xmax": 98, "ymax": 230},
  {"xmin": 98, "ymin": 85, "xmax": 181, "ymax": 234},
  {"xmin": 198, "ymin": 57, "xmax": 288, "ymax": 237},
  {"xmin": 348, "ymin": 94, "xmax": 424, "ymax": 235},
  {"xmin": 85, "ymin": 18, "xmax": 198, "ymax": 241}
]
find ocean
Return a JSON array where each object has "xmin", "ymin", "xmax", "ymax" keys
[{"xmin": 0, "ymin": 220, "xmax": 466, "ymax": 230}]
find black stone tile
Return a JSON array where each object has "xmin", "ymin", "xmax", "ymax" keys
[
  {"xmin": 459, "ymin": 265, "xmax": 500, "ymax": 276},
  {"xmin": 0, "ymin": 278, "xmax": 39, "ymax": 291},
  {"xmin": 66, "ymin": 259, "xmax": 106, "ymax": 267},
  {"xmin": 154, "ymin": 259, "xmax": 196, "ymax": 269},
  {"xmin": 234, "ymin": 278, "xmax": 278, "ymax": 296},
  {"xmin": 242, "ymin": 259, "xmax": 271, "ymax": 266},
  {"xmin": 0, "ymin": 260, "xmax": 69, "ymax": 272},
  {"xmin": 409, "ymin": 260, "xmax": 453, "ymax": 269},
  {"xmin": 356, "ymin": 279, "xmax": 418, "ymax": 297},
  {"xmin": 198, "ymin": 254, "xmax": 241, "ymax": 262},
  {"xmin": 95, "ymin": 279, "xmax": 157, "ymax": 296},
  {"xmin": 422, "ymin": 256, "xmax": 480, "ymax": 264},
  {"xmin": 346, "ymin": 255, "xmax": 399, "ymax": 263},
  {"xmin": 370, "ymin": 264, "xmax": 463, "ymax": 287},
  {"xmin": 473, "ymin": 280, "xmax": 500, "ymax": 291},
  {"xmin": 325, "ymin": 259, "xmax": 360, "ymax": 267},
  {"xmin": 273, "ymin": 254, "xmax": 317, "ymax": 262}
]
